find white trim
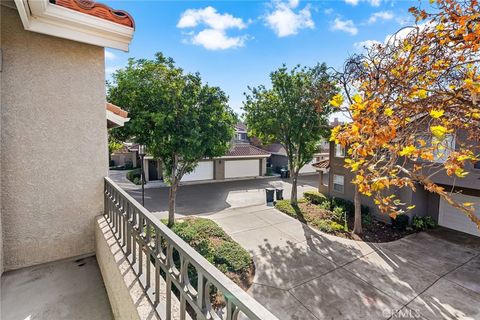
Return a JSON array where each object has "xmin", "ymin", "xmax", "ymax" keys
[
  {"xmin": 14, "ymin": 0, "xmax": 134, "ymax": 51},
  {"xmin": 106, "ymin": 110, "xmax": 129, "ymax": 127}
]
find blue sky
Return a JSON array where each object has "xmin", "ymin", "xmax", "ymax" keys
[{"xmin": 104, "ymin": 0, "xmax": 423, "ymax": 117}]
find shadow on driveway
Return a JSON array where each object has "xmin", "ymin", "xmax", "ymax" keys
[{"xmin": 125, "ymin": 175, "xmax": 319, "ymax": 216}]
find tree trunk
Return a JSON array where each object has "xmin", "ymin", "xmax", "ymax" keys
[
  {"xmin": 353, "ymin": 185, "xmax": 362, "ymax": 235},
  {"xmin": 167, "ymin": 179, "xmax": 178, "ymax": 227},
  {"xmin": 290, "ymin": 171, "xmax": 298, "ymax": 205}
]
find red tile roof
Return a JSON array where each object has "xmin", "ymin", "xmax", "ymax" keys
[
  {"xmin": 106, "ymin": 102, "xmax": 128, "ymax": 118},
  {"xmin": 312, "ymin": 159, "xmax": 330, "ymax": 169},
  {"xmin": 226, "ymin": 144, "xmax": 271, "ymax": 157},
  {"xmin": 52, "ymin": 0, "xmax": 135, "ymax": 28}
]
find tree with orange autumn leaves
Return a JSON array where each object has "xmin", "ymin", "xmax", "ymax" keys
[{"xmin": 331, "ymin": 0, "xmax": 480, "ymax": 234}]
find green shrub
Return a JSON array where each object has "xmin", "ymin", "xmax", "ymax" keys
[
  {"xmin": 303, "ymin": 191, "xmax": 328, "ymax": 204},
  {"xmin": 412, "ymin": 216, "xmax": 438, "ymax": 231},
  {"xmin": 318, "ymin": 199, "xmax": 332, "ymax": 211},
  {"xmin": 170, "ymin": 219, "xmax": 252, "ymax": 279},
  {"xmin": 332, "ymin": 206, "xmax": 345, "ymax": 221},
  {"xmin": 214, "ymin": 242, "xmax": 252, "ymax": 273},
  {"xmin": 312, "ymin": 219, "xmax": 343, "ymax": 233},
  {"xmin": 362, "ymin": 213, "xmax": 373, "ymax": 228},
  {"xmin": 274, "ymin": 200, "xmax": 301, "ymax": 217},
  {"xmin": 329, "ymin": 197, "xmax": 370, "ymax": 217},
  {"xmin": 391, "ymin": 214, "xmax": 409, "ymax": 231},
  {"xmin": 124, "ymin": 162, "xmax": 134, "ymax": 170},
  {"xmin": 126, "ymin": 168, "xmax": 141, "ymax": 184}
]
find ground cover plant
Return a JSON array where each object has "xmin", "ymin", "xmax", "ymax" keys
[
  {"xmin": 161, "ymin": 218, "xmax": 254, "ymax": 312},
  {"xmin": 275, "ymin": 191, "xmax": 431, "ymax": 242}
]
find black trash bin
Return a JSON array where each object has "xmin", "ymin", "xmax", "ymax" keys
[
  {"xmin": 275, "ymin": 188, "xmax": 284, "ymax": 201},
  {"xmin": 265, "ymin": 188, "xmax": 275, "ymax": 203},
  {"xmin": 280, "ymin": 168, "xmax": 287, "ymax": 179}
]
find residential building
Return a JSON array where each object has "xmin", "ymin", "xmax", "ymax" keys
[
  {"xmin": 263, "ymin": 140, "xmax": 329, "ymax": 175},
  {"xmin": 0, "ymin": 1, "xmax": 277, "ymax": 319},
  {"xmin": 320, "ymin": 135, "xmax": 480, "ymax": 237},
  {"xmin": 143, "ymin": 144, "xmax": 271, "ymax": 182}
]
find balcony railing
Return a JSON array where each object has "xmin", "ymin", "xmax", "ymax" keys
[{"xmin": 104, "ymin": 177, "xmax": 278, "ymax": 320}]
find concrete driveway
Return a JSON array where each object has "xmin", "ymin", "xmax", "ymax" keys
[
  {"xmin": 111, "ymin": 172, "xmax": 480, "ymax": 319},
  {"xmin": 206, "ymin": 206, "xmax": 480, "ymax": 320},
  {"xmin": 109, "ymin": 171, "xmax": 318, "ymax": 216}
]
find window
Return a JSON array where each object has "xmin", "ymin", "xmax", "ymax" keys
[
  {"xmin": 335, "ymin": 144, "xmax": 345, "ymax": 158},
  {"xmin": 432, "ymin": 134, "xmax": 455, "ymax": 163},
  {"xmin": 474, "ymin": 161, "xmax": 480, "ymax": 170},
  {"xmin": 333, "ymin": 174, "xmax": 344, "ymax": 193},
  {"xmin": 237, "ymin": 133, "xmax": 247, "ymax": 141}
]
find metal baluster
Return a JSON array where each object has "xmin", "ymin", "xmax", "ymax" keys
[
  {"xmin": 179, "ymin": 254, "xmax": 187, "ymax": 320},
  {"xmin": 132, "ymin": 209, "xmax": 137, "ymax": 265},
  {"xmin": 138, "ymin": 214, "xmax": 144, "ymax": 276},
  {"xmin": 126, "ymin": 203, "xmax": 132, "ymax": 256},
  {"xmin": 154, "ymin": 226, "xmax": 160, "ymax": 306},
  {"xmin": 166, "ymin": 242, "xmax": 172, "ymax": 320},
  {"xmin": 145, "ymin": 220, "xmax": 151, "ymax": 289},
  {"xmin": 196, "ymin": 272, "xmax": 205, "ymax": 320}
]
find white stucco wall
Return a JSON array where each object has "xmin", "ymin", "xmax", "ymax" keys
[{"xmin": 1, "ymin": 6, "xmax": 108, "ymax": 271}]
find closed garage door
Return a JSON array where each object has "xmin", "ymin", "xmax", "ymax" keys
[
  {"xmin": 181, "ymin": 161, "xmax": 214, "ymax": 182},
  {"xmin": 439, "ymin": 193, "xmax": 480, "ymax": 237},
  {"xmin": 225, "ymin": 159, "xmax": 259, "ymax": 179}
]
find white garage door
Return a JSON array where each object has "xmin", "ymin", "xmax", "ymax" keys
[
  {"xmin": 225, "ymin": 159, "xmax": 259, "ymax": 179},
  {"xmin": 181, "ymin": 161, "xmax": 214, "ymax": 182},
  {"xmin": 439, "ymin": 193, "xmax": 480, "ymax": 237}
]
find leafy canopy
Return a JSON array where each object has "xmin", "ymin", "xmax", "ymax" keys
[
  {"xmin": 107, "ymin": 53, "xmax": 236, "ymax": 182},
  {"xmin": 331, "ymin": 0, "xmax": 480, "ymax": 227},
  {"xmin": 243, "ymin": 64, "xmax": 336, "ymax": 172}
]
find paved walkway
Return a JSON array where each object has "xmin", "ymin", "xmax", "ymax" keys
[{"xmin": 206, "ymin": 205, "xmax": 480, "ymax": 320}]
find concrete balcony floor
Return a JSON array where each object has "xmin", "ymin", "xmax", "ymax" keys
[{"xmin": 1, "ymin": 255, "xmax": 112, "ymax": 320}]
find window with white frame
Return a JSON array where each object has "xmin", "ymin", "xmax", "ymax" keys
[
  {"xmin": 333, "ymin": 174, "xmax": 345, "ymax": 193},
  {"xmin": 335, "ymin": 144, "xmax": 345, "ymax": 158}
]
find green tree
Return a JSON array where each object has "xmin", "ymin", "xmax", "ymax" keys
[
  {"xmin": 243, "ymin": 64, "xmax": 337, "ymax": 205},
  {"xmin": 108, "ymin": 53, "xmax": 236, "ymax": 226}
]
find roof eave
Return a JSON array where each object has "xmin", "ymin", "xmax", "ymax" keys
[
  {"xmin": 14, "ymin": 0, "xmax": 134, "ymax": 51},
  {"xmin": 106, "ymin": 110, "xmax": 129, "ymax": 127}
]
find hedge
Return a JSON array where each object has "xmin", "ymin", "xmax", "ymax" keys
[{"xmin": 303, "ymin": 191, "xmax": 370, "ymax": 217}]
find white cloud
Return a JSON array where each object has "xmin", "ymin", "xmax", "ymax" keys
[
  {"xmin": 345, "ymin": 0, "xmax": 359, "ymax": 5},
  {"xmin": 331, "ymin": 18, "xmax": 358, "ymax": 36},
  {"xmin": 324, "ymin": 8, "xmax": 334, "ymax": 15},
  {"xmin": 177, "ymin": 6, "xmax": 246, "ymax": 30},
  {"xmin": 368, "ymin": 11, "xmax": 394, "ymax": 24},
  {"xmin": 345, "ymin": 0, "xmax": 381, "ymax": 6},
  {"xmin": 265, "ymin": 1, "xmax": 314, "ymax": 37},
  {"xmin": 192, "ymin": 29, "xmax": 247, "ymax": 50},
  {"xmin": 105, "ymin": 50, "xmax": 117, "ymax": 61},
  {"xmin": 177, "ymin": 6, "xmax": 248, "ymax": 50},
  {"xmin": 288, "ymin": 0, "xmax": 299, "ymax": 8},
  {"xmin": 354, "ymin": 39, "xmax": 381, "ymax": 50}
]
